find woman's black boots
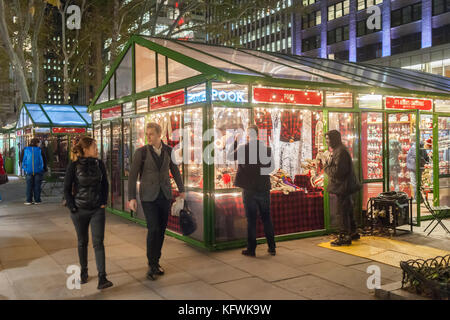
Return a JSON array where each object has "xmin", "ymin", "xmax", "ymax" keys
[{"xmin": 97, "ymin": 273, "xmax": 113, "ymax": 290}]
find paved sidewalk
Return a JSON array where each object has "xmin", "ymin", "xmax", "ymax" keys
[{"xmin": 0, "ymin": 177, "xmax": 447, "ymax": 300}]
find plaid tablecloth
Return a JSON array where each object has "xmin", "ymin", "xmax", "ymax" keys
[{"xmin": 167, "ymin": 190, "xmax": 325, "ymax": 237}]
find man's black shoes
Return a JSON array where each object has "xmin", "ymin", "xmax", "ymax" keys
[
  {"xmin": 351, "ymin": 233, "xmax": 361, "ymax": 240},
  {"xmin": 146, "ymin": 267, "xmax": 158, "ymax": 281},
  {"xmin": 268, "ymin": 248, "xmax": 276, "ymax": 256},
  {"xmin": 147, "ymin": 264, "xmax": 164, "ymax": 280},
  {"xmin": 241, "ymin": 249, "xmax": 256, "ymax": 257},
  {"xmin": 331, "ymin": 235, "xmax": 352, "ymax": 246},
  {"xmin": 156, "ymin": 264, "xmax": 165, "ymax": 275}
]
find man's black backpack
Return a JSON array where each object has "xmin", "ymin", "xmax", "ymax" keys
[{"xmin": 179, "ymin": 202, "xmax": 197, "ymax": 236}]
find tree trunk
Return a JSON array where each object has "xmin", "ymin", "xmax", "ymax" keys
[
  {"xmin": 0, "ymin": 0, "xmax": 31, "ymax": 102},
  {"xmin": 109, "ymin": 0, "xmax": 120, "ymax": 69}
]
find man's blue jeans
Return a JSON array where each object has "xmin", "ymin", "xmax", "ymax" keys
[
  {"xmin": 26, "ymin": 173, "xmax": 43, "ymax": 203},
  {"xmin": 242, "ymin": 190, "xmax": 276, "ymax": 253}
]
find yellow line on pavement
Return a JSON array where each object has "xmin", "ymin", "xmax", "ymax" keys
[{"xmin": 318, "ymin": 236, "xmax": 450, "ymax": 268}]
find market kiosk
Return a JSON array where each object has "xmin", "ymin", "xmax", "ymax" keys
[
  {"xmin": 1, "ymin": 123, "xmax": 18, "ymax": 175},
  {"xmin": 89, "ymin": 35, "xmax": 450, "ymax": 250},
  {"xmin": 13, "ymin": 104, "xmax": 91, "ymax": 174}
]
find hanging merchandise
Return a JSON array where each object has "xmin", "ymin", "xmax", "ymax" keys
[
  {"xmin": 279, "ymin": 110, "xmax": 302, "ymax": 178},
  {"xmin": 254, "ymin": 109, "xmax": 273, "ymax": 146}
]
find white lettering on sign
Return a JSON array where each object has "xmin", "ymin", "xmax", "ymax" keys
[{"xmin": 187, "ymin": 90, "xmax": 246, "ymax": 104}]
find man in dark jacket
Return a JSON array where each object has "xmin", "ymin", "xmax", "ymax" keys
[
  {"xmin": 323, "ymin": 130, "xmax": 361, "ymax": 246},
  {"xmin": 227, "ymin": 125, "xmax": 276, "ymax": 257}
]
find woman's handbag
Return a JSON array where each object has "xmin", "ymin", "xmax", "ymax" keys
[
  {"xmin": 0, "ymin": 173, "xmax": 9, "ymax": 185},
  {"xmin": 179, "ymin": 202, "xmax": 197, "ymax": 236}
]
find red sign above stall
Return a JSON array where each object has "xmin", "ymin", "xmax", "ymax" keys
[
  {"xmin": 150, "ymin": 90, "xmax": 185, "ymax": 110},
  {"xmin": 101, "ymin": 105, "xmax": 122, "ymax": 119},
  {"xmin": 385, "ymin": 97, "xmax": 432, "ymax": 111},
  {"xmin": 253, "ymin": 87, "xmax": 322, "ymax": 106},
  {"xmin": 52, "ymin": 127, "xmax": 86, "ymax": 134}
]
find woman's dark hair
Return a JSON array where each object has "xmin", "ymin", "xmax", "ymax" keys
[
  {"xmin": 29, "ymin": 138, "xmax": 40, "ymax": 147},
  {"xmin": 72, "ymin": 136, "xmax": 96, "ymax": 161}
]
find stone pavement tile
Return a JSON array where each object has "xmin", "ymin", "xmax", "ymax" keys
[
  {"xmin": 215, "ymin": 277, "xmax": 305, "ymax": 300},
  {"xmin": 0, "ymin": 232, "xmax": 39, "ymax": 249},
  {"xmin": 130, "ymin": 264, "xmax": 199, "ymax": 290},
  {"xmin": 32, "ymin": 231, "xmax": 78, "ymax": 252},
  {"xmin": 2, "ymin": 256, "xmax": 66, "ymax": 283},
  {"xmin": 73, "ymin": 272, "xmax": 163, "ymax": 300},
  {"xmin": 106, "ymin": 223, "xmax": 145, "ymax": 236},
  {"xmin": 113, "ymin": 256, "xmax": 149, "ymax": 273},
  {"xmin": 103, "ymin": 243, "xmax": 146, "ymax": 261},
  {"xmin": 115, "ymin": 232, "xmax": 148, "ymax": 249},
  {"xmin": 154, "ymin": 280, "xmax": 234, "ymax": 300},
  {"xmin": 162, "ymin": 242, "xmax": 209, "ymax": 260},
  {"xmin": 11, "ymin": 273, "xmax": 77, "ymax": 300},
  {"xmin": 0, "ymin": 244, "xmax": 47, "ymax": 262},
  {"xmin": 298, "ymin": 261, "xmax": 392, "ymax": 295},
  {"xmin": 47, "ymin": 247, "xmax": 95, "ymax": 266},
  {"xmin": 0, "ymin": 272, "xmax": 18, "ymax": 300},
  {"xmin": 348, "ymin": 262, "xmax": 403, "ymax": 282},
  {"xmin": 169, "ymin": 257, "xmax": 251, "ymax": 285},
  {"xmin": 21, "ymin": 222, "xmax": 64, "ymax": 235},
  {"xmin": 291, "ymin": 243, "xmax": 371, "ymax": 266},
  {"xmin": 276, "ymin": 275, "xmax": 375, "ymax": 300},
  {"xmin": 264, "ymin": 247, "xmax": 325, "ymax": 268},
  {"xmin": 226, "ymin": 257, "xmax": 307, "ymax": 282}
]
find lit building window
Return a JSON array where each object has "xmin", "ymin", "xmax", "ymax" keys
[{"xmin": 328, "ymin": 0, "xmax": 350, "ymax": 21}]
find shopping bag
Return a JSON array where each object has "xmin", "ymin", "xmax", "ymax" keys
[
  {"xmin": 179, "ymin": 203, "xmax": 197, "ymax": 236},
  {"xmin": 171, "ymin": 197, "xmax": 184, "ymax": 217},
  {"xmin": 0, "ymin": 174, "xmax": 8, "ymax": 185}
]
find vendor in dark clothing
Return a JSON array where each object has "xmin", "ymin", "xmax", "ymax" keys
[
  {"xmin": 64, "ymin": 136, "xmax": 112, "ymax": 290},
  {"xmin": 323, "ymin": 130, "xmax": 361, "ymax": 246},
  {"xmin": 227, "ymin": 124, "xmax": 276, "ymax": 256}
]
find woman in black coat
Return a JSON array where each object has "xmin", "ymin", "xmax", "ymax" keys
[{"xmin": 64, "ymin": 136, "xmax": 113, "ymax": 290}]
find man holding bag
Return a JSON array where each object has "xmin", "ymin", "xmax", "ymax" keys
[
  {"xmin": 128, "ymin": 122, "xmax": 185, "ymax": 281},
  {"xmin": 323, "ymin": 130, "xmax": 361, "ymax": 246}
]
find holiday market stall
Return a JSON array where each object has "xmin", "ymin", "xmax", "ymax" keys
[
  {"xmin": 89, "ymin": 35, "xmax": 450, "ymax": 250},
  {"xmin": 0, "ymin": 122, "xmax": 17, "ymax": 174},
  {"xmin": 10, "ymin": 104, "xmax": 91, "ymax": 175}
]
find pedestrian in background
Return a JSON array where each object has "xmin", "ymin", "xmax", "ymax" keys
[
  {"xmin": 64, "ymin": 136, "xmax": 113, "ymax": 290},
  {"xmin": 0, "ymin": 152, "xmax": 6, "ymax": 202},
  {"xmin": 21, "ymin": 138, "xmax": 46, "ymax": 205},
  {"xmin": 323, "ymin": 130, "xmax": 361, "ymax": 246}
]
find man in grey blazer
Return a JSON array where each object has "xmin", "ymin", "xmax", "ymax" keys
[{"xmin": 128, "ymin": 122, "xmax": 185, "ymax": 280}]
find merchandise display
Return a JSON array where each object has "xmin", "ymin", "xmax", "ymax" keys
[
  {"xmin": 362, "ymin": 113, "xmax": 383, "ymax": 180},
  {"xmin": 388, "ymin": 113, "xmax": 415, "ymax": 196},
  {"xmin": 438, "ymin": 117, "xmax": 450, "ymax": 175}
]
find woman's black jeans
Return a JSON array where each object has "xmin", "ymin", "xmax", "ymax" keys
[{"xmin": 70, "ymin": 207, "xmax": 106, "ymax": 277}]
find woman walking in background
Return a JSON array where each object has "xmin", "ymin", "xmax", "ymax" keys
[
  {"xmin": 0, "ymin": 151, "xmax": 6, "ymax": 202},
  {"xmin": 64, "ymin": 136, "xmax": 113, "ymax": 290}
]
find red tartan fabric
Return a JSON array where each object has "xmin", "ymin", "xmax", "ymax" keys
[
  {"xmin": 167, "ymin": 114, "xmax": 181, "ymax": 148},
  {"xmin": 254, "ymin": 110, "xmax": 273, "ymax": 146},
  {"xmin": 167, "ymin": 190, "xmax": 325, "ymax": 236},
  {"xmin": 312, "ymin": 115, "xmax": 319, "ymax": 159},
  {"xmin": 280, "ymin": 110, "xmax": 302, "ymax": 142}
]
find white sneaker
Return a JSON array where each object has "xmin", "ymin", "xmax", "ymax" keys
[
  {"xmin": 34, "ymin": 202, "xmax": 42, "ymax": 205},
  {"xmin": 24, "ymin": 202, "xmax": 33, "ymax": 205}
]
